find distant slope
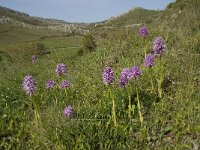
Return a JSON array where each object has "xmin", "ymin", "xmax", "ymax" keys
[
  {"xmin": 106, "ymin": 8, "xmax": 160, "ymax": 27},
  {"xmin": 91, "ymin": 7, "xmax": 161, "ymax": 28},
  {"xmin": 90, "ymin": 0, "xmax": 199, "ymax": 37},
  {"xmin": 0, "ymin": 6, "xmax": 49, "ymax": 26},
  {"xmin": 0, "ymin": 6, "xmax": 89, "ymax": 45},
  {"xmin": 0, "ymin": 6, "xmax": 88, "ymax": 34}
]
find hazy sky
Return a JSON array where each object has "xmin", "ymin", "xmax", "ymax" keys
[{"xmin": 0, "ymin": 0, "xmax": 175, "ymax": 23}]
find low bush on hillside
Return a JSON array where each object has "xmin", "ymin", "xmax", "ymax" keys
[{"xmin": 82, "ymin": 34, "xmax": 97, "ymax": 53}]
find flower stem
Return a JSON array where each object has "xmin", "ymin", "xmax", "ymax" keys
[
  {"xmin": 157, "ymin": 58, "xmax": 164, "ymax": 99},
  {"xmin": 128, "ymin": 93, "xmax": 131, "ymax": 119},
  {"xmin": 157, "ymin": 78, "xmax": 163, "ymax": 99},
  {"xmin": 55, "ymin": 95, "xmax": 58, "ymax": 105},
  {"xmin": 150, "ymin": 68, "xmax": 155, "ymax": 92},
  {"xmin": 125, "ymin": 85, "xmax": 132, "ymax": 120},
  {"xmin": 31, "ymin": 96, "xmax": 41, "ymax": 123},
  {"xmin": 109, "ymin": 86, "xmax": 117, "ymax": 126},
  {"xmin": 135, "ymin": 81, "xmax": 143, "ymax": 125},
  {"xmin": 51, "ymin": 88, "xmax": 58, "ymax": 105},
  {"xmin": 64, "ymin": 89, "xmax": 68, "ymax": 98}
]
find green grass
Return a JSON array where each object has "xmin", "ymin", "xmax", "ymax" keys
[
  {"xmin": 41, "ymin": 36, "xmax": 83, "ymax": 49},
  {"xmin": 0, "ymin": 0, "xmax": 200, "ymax": 149},
  {"xmin": 0, "ymin": 24, "xmax": 65, "ymax": 45},
  {"xmin": 0, "ymin": 35, "xmax": 83, "ymax": 67}
]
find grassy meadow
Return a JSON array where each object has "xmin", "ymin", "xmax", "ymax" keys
[{"xmin": 0, "ymin": 0, "xmax": 200, "ymax": 149}]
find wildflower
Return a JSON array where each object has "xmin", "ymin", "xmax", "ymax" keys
[
  {"xmin": 63, "ymin": 105, "xmax": 73, "ymax": 118},
  {"xmin": 144, "ymin": 54, "xmax": 155, "ymax": 68},
  {"xmin": 22, "ymin": 75, "xmax": 36, "ymax": 96},
  {"xmin": 102, "ymin": 66, "xmax": 114, "ymax": 85},
  {"xmin": 152, "ymin": 36, "xmax": 166, "ymax": 56},
  {"xmin": 56, "ymin": 63, "xmax": 67, "ymax": 76},
  {"xmin": 139, "ymin": 26, "xmax": 148, "ymax": 37},
  {"xmin": 119, "ymin": 68, "xmax": 129, "ymax": 87},
  {"xmin": 60, "ymin": 80, "xmax": 70, "ymax": 90},
  {"xmin": 46, "ymin": 80, "xmax": 55, "ymax": 89},
  {"xmin": 32, "ymin": 55, "xmax": 36, "ymax": 64},
  {"xmin": 127, "ymin": 66, "xmax": 142, "ymax": 80}
]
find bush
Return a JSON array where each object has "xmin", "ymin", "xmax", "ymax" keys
[
  {"xmin": 82, "ymin": 34, "xmax": 97, "ymax": 54},
  {"xmin": 31, "ymin": 42, "xmax": 46, "ymax": 55},
  {"xmin": 77, "ymin": 48, "xmax": 84, "ymax": 56}
]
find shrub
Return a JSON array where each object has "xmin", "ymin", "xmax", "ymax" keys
[
  {"xmin": 82, "ymin": 34, "xmax": 97, "ymax": 54},
  {"xmin": 31, "ymin": 42, "xmax": 46, "ymax": 55},
  {"xmin": 77, "ymin": 48, "xmax": 84, "ymax": 56}
]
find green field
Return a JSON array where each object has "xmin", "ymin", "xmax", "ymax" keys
[{"xmin": 0, "ymin": 0, "xmax": 200, "ymax": 149}]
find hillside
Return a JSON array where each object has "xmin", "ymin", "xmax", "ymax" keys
[
  {"xmin": 103, "ymin": 8, "xmax": 160, "ymax": 27},
  {"xmin": 156, "ymin": 0, "xmax": 200, "ymax": 35},
  {"xmin": 0, "ymin": 0, "xmax": 200, "ymax": 149},
  {"xmin": 0, "ymin": 6, "xmax": 90, "ymax": 46},
  {"xmin": 0, "ymin": 6, "xmax": 88, "ymax": 42},
  {"xmin": 91, "ymin": 0, "xmax": 199, "ymax": 37}
]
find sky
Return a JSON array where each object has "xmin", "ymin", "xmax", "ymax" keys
[{"xmin": 0, "ymin": 0, "xmax": 175, "ymax": 23}]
